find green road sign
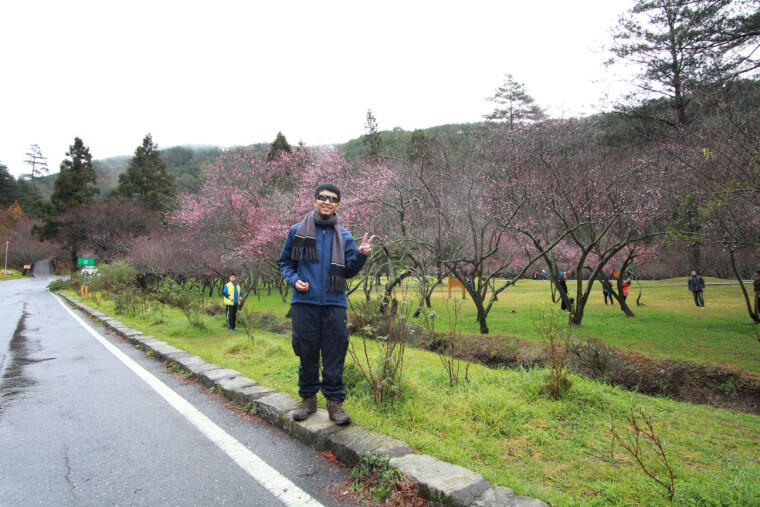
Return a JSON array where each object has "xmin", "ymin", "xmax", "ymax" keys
[{"xmin": 77, "ymin": 257, "xmax": 95, "ymax": 266}]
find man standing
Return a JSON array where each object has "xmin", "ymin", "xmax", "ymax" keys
[
  {"xmin": 222, "ymin": 273, "xmax": 241, "ymax": 331},
  {"xmin": 753, "ymin": 269, "xmax": 760, "ymax": 318},
  {"xmin": 688, "ymin": 270, "xmax": 706, "ymax": 308},
  {"xmin": 279, "ymin": 183, "xmax": 374, "ymax": 425}
]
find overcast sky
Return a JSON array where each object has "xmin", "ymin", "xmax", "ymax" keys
[{"xmin": 1, "ymin": 0, "xmax": 634, "ymax": 177}]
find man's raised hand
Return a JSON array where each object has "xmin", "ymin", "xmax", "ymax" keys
[{"xmin": 358, "ymin": 233, "xmax": 376, "ymax": 256}]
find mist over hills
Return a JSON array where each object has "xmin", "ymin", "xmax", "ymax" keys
[{"xmin": 30, "ymin": 124, "xmax": 478, "ymax": 197}]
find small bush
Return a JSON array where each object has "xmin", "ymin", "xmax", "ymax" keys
[
  {"xmin": 533, "ymin": 304, "xmax": 573, "ymax": 399},
  {"xmin": 348, "ymin": 297, "xmax": 410, "ymax": 404},
  {"xmin": 157, "ymin": 278, "xmax": 206, "ymax": 329},
  {"xmin": 146, "ymin": 302, "xmax": 167, "ymax": 325},
  {"xmin": 348, "ymin": 299, "xmax": 385, "ymax": 337},
  {"xmin": 47, "ymin": 279, "xmax": 72, "ymax": 292},
  {"xmin": 113, "ymin": 287, "xmax": 145, "ymax": 316},
  {"xmin": 88, "ymin": 261, "xmax": 138, "ymax": 293},
  {"xmin": 350, "ymin": 454, "xmax": 403, "ymax": 503},
  {"xmin": 569, "ymin": 336, "xmax": 619, "ymax": 379}
]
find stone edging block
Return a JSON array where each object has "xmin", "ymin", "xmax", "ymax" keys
[
  {"xmin": 216, "ymin": 376, "xmax": 258, "ymax": 403},
  {"xmin": 252, "ymin": 392, "xmax": 298, "ymax": 427},
  {"xmin": 282, "ymin": 409, "xmax": 344, "ymax": 450},
  {"xmin": 389, "ymin": 454, "xmax": 491, "ymax": 506},
  {"xmin": 234, "ymin": 385, "xmax": 276, "ymax": 404},
  {"xmin": 472, "ymin": 485, "xmax": 550, "ymax": 507},
  {"xmin": 196, "ymin": 368, "xmax": 241, "ymax": 388},
  {"xmin": 326, "ymin": 425, "xmax": 413, "ymax": 467}
]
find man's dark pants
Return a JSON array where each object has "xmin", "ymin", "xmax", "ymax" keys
[
  {"xmin": 226, "ymin": 304, "xmax": 238, "ymax": 330},
  {"xmin": 290, "ymin": 303, "xmax": 348, "ymax": 402}
]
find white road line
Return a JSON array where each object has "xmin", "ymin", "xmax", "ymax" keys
[{"xmin": 52, "ymin": 293, "xmax": 323, "ymax": 507}]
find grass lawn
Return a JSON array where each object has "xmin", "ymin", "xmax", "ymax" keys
[
  {"xmin": 64, "ymin": 287, "xmax": 760, "ymax": 506},
  {"xmin": 246, "ymin": 277, "xmax": 760, "ymax": 376},
  {"xmin": 0, "ymin": 268, "xmax": 25, "ymax": 281}
]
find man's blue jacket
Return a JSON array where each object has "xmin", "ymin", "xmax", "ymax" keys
[{"xmin": 279, "ymin": 222, "xmax": 367, "ymax": 308}]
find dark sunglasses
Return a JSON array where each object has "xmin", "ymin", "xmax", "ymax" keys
[{"xmin": 316, "ymin": 194, "xmax": 340, "ymax": 203}]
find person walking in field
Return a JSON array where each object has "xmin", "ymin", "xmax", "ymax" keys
[
  {"xmin": 222, "ymin": 273, "xmax": 242, "ymax": 331},
  {"xmin": 688, "ymin": 270, "xmax": 706, "ymax": 308},
  {"xmin": 279, "ymin": 183, "xmax": 375, "ymax": 425},
  {"xmin": 620, "ymin": 278, "xmax": 631, "ymax": 304},
  {"xmin": 602, "ymin": 276, "xmax": 615, "ymax": 306}
]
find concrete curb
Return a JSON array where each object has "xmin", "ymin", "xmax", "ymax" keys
[{"xmin": 58, "ymin": 293, "xmax": 548, "ymax": 506}]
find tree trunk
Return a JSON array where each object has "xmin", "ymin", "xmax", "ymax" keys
[
  {"xmin": 730, "ymin": 249, "xmax": 760, "ymax": 323},
  {"xmin": 618, "ymin": 295, "xmax": 636, "ymax": 317},
  {"xmin": 475, "ymin": 301, "xmax": 489, "ymax": 334},
  {"xmin": 570, "ymin": 302, "xmax": 583, "ymax": 325}
]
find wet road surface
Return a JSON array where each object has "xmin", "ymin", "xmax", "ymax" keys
[{"xmin": 0, "ymin": 271, "xmax": 358, "ymax": 506}]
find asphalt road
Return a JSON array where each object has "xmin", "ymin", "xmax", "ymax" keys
[{"xmin": 0, "ymin": 268, "xmax": 360, "ymax": 506}]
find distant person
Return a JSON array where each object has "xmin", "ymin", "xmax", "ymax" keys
[
  {"xmin": 558, "ymin": 271, "xmax": 573, "ymax": 311},
  {"xmin": 620, "ymin": 278, "xmax": 631, "ymax": 304},
  {"xmin": 222, "ymin": 273, "xmax": 242, "ymax": 331},
  {"xmin": 753, "ymin": 270, "xmax": 760, "ymax": 316},
  {"xmin": 602, "ymin": 278, "xmax": 615, "ymax": 305},
  {"xmin": 279, "ymin": 183, "xmax": 374, "ymax": 425},
  {"xmin": 688, "ymin": 270, "xmax": 705, "ymax": 308}
]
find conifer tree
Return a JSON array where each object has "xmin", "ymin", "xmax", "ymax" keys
[
  {"xmin": 362, "ymin": 109, "xmax": 383, "ymax": 160},
  {"xmin": 115, "ymin": 134, "xmax": 176, "ymax": 212},
  {"xmin": 484, "ymin": 74, "xmax": 545, "ymax": 129},
  {"xmin": 51, "ymin": 137, "xmax": 97, "ymax": 213},
  {"xmin": 267, "ymin": 131, "xmax": 292, "ymax": 161},
  {"xmin": 0, "ymin": 164, "xmax": 16, "ymax": 207}
]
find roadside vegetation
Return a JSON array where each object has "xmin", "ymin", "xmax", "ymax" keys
[
  {"xmin": 58, "ymin": 274, "xmax": 760, "ymax": 506},
  {"xmin": 0, "ymin": 268, "xmax": 24, "ymax": 280}
]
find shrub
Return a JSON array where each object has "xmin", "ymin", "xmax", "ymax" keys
[
  {"xmin": 156, "ymin": 278, "xmax": 207, "ymax": 329},
  {"xmin": 88, "ymin": 261, "xmax": 138, "ymax": 293},
  {"xmin": 47, "ymin": 279, "xmax": 72, "ymax": 292},
  {"xmin": 421, "ymin": 297, "xmax": 470, "ymax": 386},
  {"xmin": 533, "ymin": 304, "xmax": 572, "ymax": 399},
  {"xmin": 348, "ymin": 297, "xmax": 410, "ymax": 404},
  {"xmin": 113, "ymin": 286, "xmax": 145, "ymax": 316},
  {"xmin": 569, "ymin": 336, "xmax": 619, "ymax": 379},
  {"xmin": 350, "ymin": 454, "xmax": 403, "ymax": 503}
]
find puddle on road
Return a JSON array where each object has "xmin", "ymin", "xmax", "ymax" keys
[{"xmin": 0, "ymin": 306, "xmax": 54, "ymax": 415}]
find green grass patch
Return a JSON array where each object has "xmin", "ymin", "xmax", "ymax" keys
[
  {"xmin": 67, "ymin": 288, "xmax": 760, "ymax": 506},
  {"xmin": 238, "ymin": 278, "xmax": 760, "ymax": 374},
  {"xmin": 0, "ymin": 268, "xmax": 25, "ymax": 281}
]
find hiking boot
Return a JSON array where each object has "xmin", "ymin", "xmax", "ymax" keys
[
  {"xmin": 326, "ymin": 399, "xmax": 351, "ymax": 425},
  {"xmin": 292, "ymin": 395, "xmax": 317, "ymax": 421}
]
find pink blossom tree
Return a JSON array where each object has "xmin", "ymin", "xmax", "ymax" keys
[
  {"xmin": 170, "ymin": 145, "xmax": 389, "ymax": 303},
  {"xmin": 504, "ymin": 119, "xmax": 669, "ymax": 325}
]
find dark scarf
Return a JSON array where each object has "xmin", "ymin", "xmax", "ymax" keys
[{"xmin": 291, "ymin": 210, "xmax": 346, "ymax": 292}]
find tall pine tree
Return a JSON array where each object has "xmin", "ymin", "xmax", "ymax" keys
[
  {"xmin": 115, "ymin": 134, "xmax": 176, "ymax": 212},
  {"xmin": 37, "ymin": 137, "xmax": 98, "ymax": 267},
  {"xmin": 51, "ymin": 137, "xmax": 97, "ymax": 213},
  {"xmin": 362, "ymin": 109, "xmax": 383, "ymax": 161},
  {"xmin": 484, "ymin": 74, "xmax": 545, "ymax": 129}
]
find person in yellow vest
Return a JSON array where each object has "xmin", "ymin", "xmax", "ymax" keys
[{"xmin": 222, "ymin": 273, "xmax": 242, "ymax": 332}]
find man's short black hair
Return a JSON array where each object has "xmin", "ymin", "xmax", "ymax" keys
[
  {"xmin": 314, "ymin": 183, "xmax": 341, "ymax": 201},
  {"xmin": 230, "ymin": 272, "xmax": 237, "ymax": 277}
]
